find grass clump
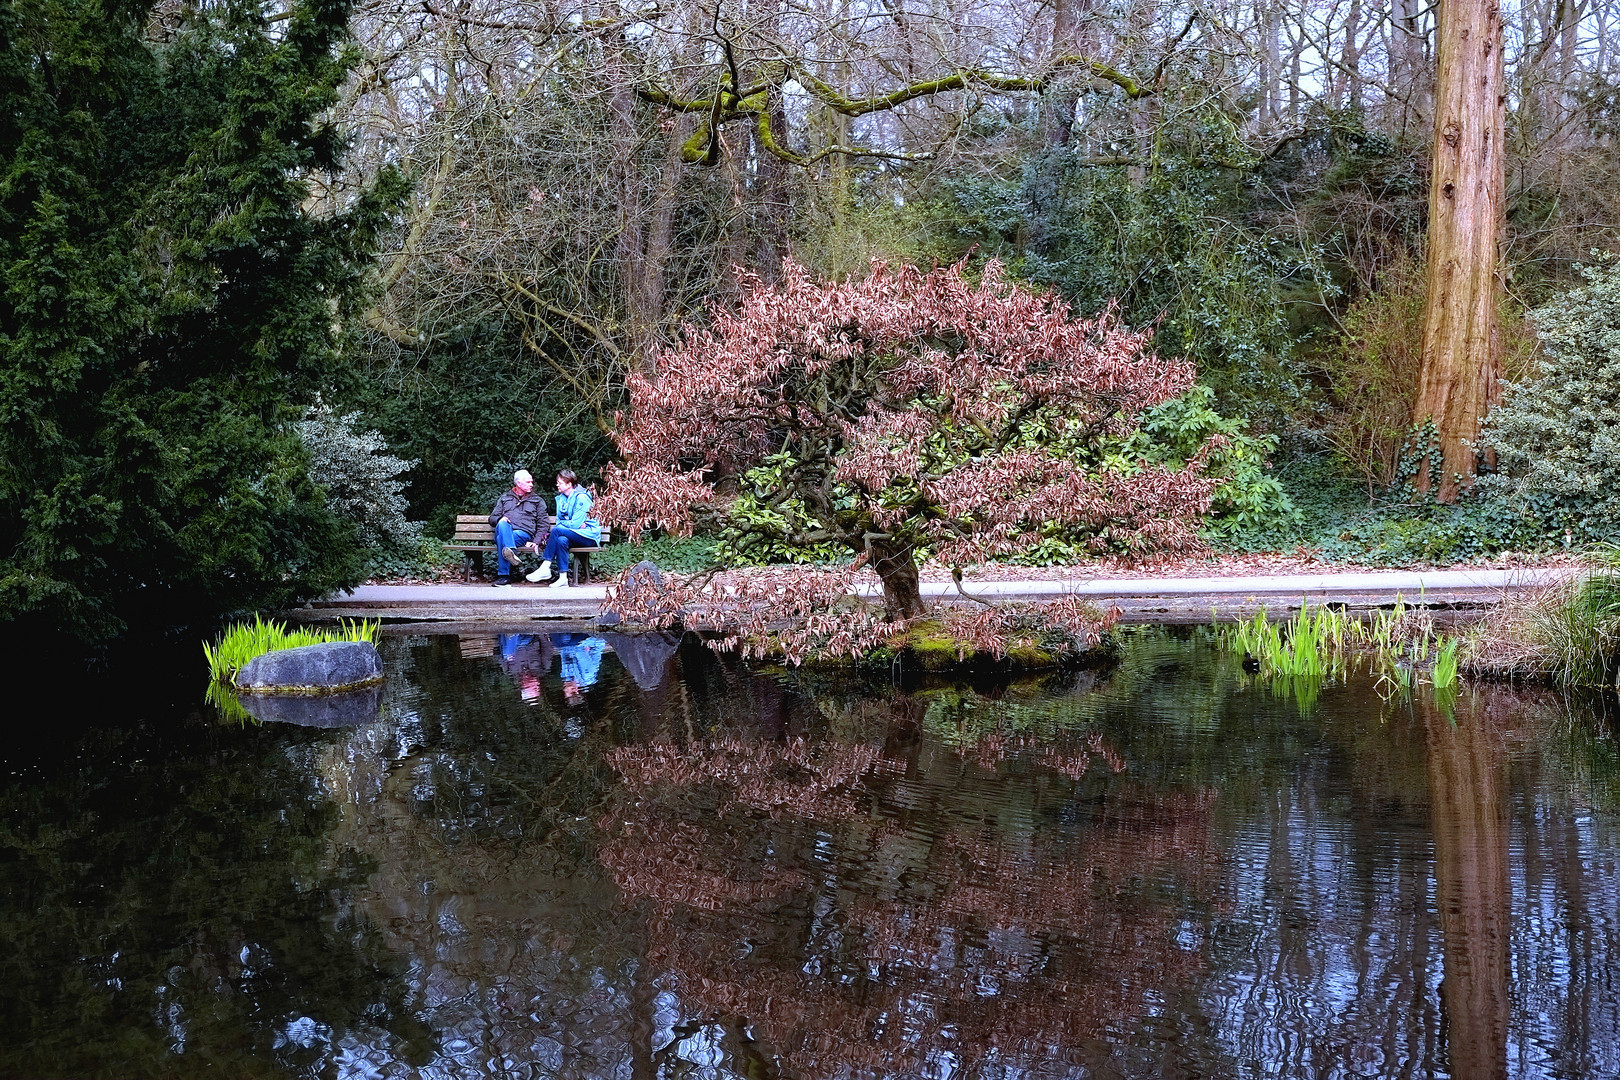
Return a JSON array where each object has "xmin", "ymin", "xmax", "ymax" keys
[
  {"xmin": 203, "ymin": 615, "xmax": 380, "ymax": 686},
  {"xmin": 1222, "ymin": 596, "xmax": 1466, "ymax": 701},
  {"xmin": 1226, "ymin": 601, "xmax": 1351, "ymax": 680},
  {"xmin": 1464, "ymin": 554, "xmax": 1620, "ymax": 688}
]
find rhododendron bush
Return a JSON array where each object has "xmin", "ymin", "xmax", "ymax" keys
[{"xmin": 600, "ymin": 257, "xmax": 1217, "ymax": 648}]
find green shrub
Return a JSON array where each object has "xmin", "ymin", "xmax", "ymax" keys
[
  {"xmin": 714, "ymin": 453, "xmax": 852, "ymax": 567},
  {"xmin": 355, "ymin": 317, "xmax": 614, "ymax": 535},
  {"xmin": 298, "ymin": 399, "xmax": 421, "ymax": 548},
  {"xmin": 1483, "ymin": 255, "xmax": 1620, "ymax": 542},
  {"xmin": 361, "ymin": 534, "xmax": 460, "ymax": 581},
  {"xmin": 1117, "ymin": 387, "xmax": 1300, "ymax": 547},
  {"xmin": 949, "ymin": 161, "xmax": 1325, "ymax": 418},
  {"xmin": 1219, "ymin": 439, "xmax": 1568, "ymax": 564},
  {"xmin": 0, "ymin": 0, "xmax": 407, "ymax": 639},
  {"xmin": 1318, "ymin": 253, "xmax": 1427, "ymax": 491},
  {"xmin": 593, "ymin": 534, "xmax": 722, "ymax": 576}
]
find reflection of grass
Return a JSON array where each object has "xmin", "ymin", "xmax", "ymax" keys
[
  {"xmin": 921, "ymin": 687, "xmax": 1080, "ymax": 750},
  {"xmin": 203, "ymin": 615, "xmax": 379, "ymax": 685},
  {"xmin": 1266, "ymin": 672, "xmax": 1322, "ymax": 713},
  {"xmin": 205, "ymin": 680, "xmax": 257, "ymax": 725}
]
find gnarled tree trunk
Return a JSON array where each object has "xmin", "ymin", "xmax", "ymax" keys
[
  {"xmin": 868, "ymin": 539, "xmax": 928, "ymax": 620},
  {"xmin": 1414, "ymin": 0, "xmax": 1504, "ymax": 501}
]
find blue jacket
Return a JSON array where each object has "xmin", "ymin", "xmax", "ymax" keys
[{"xmin": 555, "ymin": 487, "xmax": 601, "ymax": 543}]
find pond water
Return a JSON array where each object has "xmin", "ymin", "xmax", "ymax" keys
[{"xmin": 4, "ymin": 627, "xmax": 1620, "ymax": 1079}]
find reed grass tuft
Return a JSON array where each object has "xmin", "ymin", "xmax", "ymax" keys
[
  {"xmin": 1431, "ymin": 637, "xmax": 1461, "ymax": 691},
  {"xmin": 1463, "ymin": 553, "xmax": 1620, "ymax": 688},
  {"xmin": 1222, "ymin": 596, "xmax": 1465, "ymax": 702},
  {"xmin": 203, "ymin": 615, "xmax": 379, "ymax": 686}
]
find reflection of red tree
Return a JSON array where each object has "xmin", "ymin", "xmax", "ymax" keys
[
  {"xmin": 959, "ymin": 730, "xmax": 1127, "ymax": 780},
  {"xmin": 597, "ymin": 733, "xmax": 1220, "ymax": 1073},
  {"xmin": 604, "ymin": 737, "xmax": 901, "ymax": 820},
  {"xmin": 598, "ymin": 818, "xmax": 810, "ymax": 913}
]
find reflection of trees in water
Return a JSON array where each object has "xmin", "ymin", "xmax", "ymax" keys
[
  {"xmin": 1190, "ymin": 676, "xmax": 1620, "ymax": 1078},
  {"xmin": 0, "ymin": 716, "xmax": 424, "ymax": 1077},
  {"xmin": 173, "ymin": 628, "xmax": 1617, "ymax": 1079},
  {"xmin": 605, "ymin": 737, "xmax": 898, "ymax": 820},
  {"xmin": 317, "ymin": 636, "xmax": 644, "ymax": 1076},
  {"xmin": 1422, "ymin": 693, "xmax": 1510, "ymax": 1080},
  {"xmin": 1436, "ymin": 684, "xmax": 1620, "ymax": 1079},
  {"xmin": 15, "ymin": 629, "xmax": 1620, "ymax": 1077},
  {"xmin": 595, "ymin": 693, "xmax": 1223, "ymax": 1076}
]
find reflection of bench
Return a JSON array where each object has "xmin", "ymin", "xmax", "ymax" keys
[
  {"xmin": 457, "ymin": 634, "xmax": 498, "ymax": 659},
  {"xmin": 448, "ymin": 515, "xmax": 612, "ymax": 584}
]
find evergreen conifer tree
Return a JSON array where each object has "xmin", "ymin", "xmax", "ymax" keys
[{"xmin": 0, "ymin": 0, "xmax": 407, "ymax": 637}]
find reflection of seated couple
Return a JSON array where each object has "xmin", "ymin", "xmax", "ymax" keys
[{"xmin": 498, "ymin": 632, "xmax": 605, "ymax": 705}]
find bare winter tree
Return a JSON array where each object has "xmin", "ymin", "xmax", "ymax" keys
[{"xmin": 296, "ymin": 0, "xmax": 1620, "ymax": 492}]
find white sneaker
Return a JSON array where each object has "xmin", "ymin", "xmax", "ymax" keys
[
  {"xmin": 524, "ymin": 560, "xmax": 552, "ymax": 583},
  {"xmin": 548, "ymin": 573, "xmax": 571, "ymax": 588}
]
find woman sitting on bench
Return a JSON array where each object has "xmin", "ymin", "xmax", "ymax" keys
[{"xmin": 527, "ymin": 469, "xmax": 601, "ymax": 586}]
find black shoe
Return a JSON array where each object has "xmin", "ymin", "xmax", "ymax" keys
[
  {"xmin": 501, "ymin": 546, "xmax": 523, "ymax": 568},
  {"xmin": 492, "ymin": 575, "xmax": 512, "ymax": 588}
]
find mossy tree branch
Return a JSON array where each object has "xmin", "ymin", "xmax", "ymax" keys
[{"xmin": 638, "ymin": 55, "xmax": 1151, "ymax": 166}]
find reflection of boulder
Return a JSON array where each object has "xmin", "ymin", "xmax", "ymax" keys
[
  {"xmin": 238, "ymin": 683, "xmax": 383, "ymax": 727},
  {"xmin": 237, "ymin": 641, "xmax": 383, "ymax": 692},
  {"xmin": 601, "ymin": 631, "xmax": 682, "ymax": 690}
]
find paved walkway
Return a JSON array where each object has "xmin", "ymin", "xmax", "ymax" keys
[{"xmin": 293, "ymin": 566, "xmax": 1581, "ymax": 624}]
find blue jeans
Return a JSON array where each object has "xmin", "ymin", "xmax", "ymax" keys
[
  {"xmin": 493, "ymin": 520, "xmax": 532, "ymax": 575},
  {"xmin": 542, "ymin": 527, "xmax": 593, "ymax": 574}
]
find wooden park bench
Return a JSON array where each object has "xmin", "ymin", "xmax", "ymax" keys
[{"xmin": 448, "ymin": 514, "xmax": 612, "ymax": 584}]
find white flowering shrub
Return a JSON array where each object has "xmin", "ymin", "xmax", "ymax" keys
[
  {"xmin": 1484, "ymin": 256, "xmax": 1620, "ymax": 541},
  {"xmin": 297, "ymin": 399, "xmax": 420, "ymax": 551}
]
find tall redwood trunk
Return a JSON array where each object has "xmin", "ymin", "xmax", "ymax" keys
[{"xmin": 1414, "ymin": 0, "xmax": 1504, "ymax": 501}]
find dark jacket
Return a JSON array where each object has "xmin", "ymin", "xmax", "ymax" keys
[{"xmin": 489, "ymin": 489, "xmax": 547, "ymax": 538}]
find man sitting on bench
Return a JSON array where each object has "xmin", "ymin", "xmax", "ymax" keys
[
  {"xmin": 527, "ymin": 468, "xmax": 600, "ymax": 587},
  {"xmin": 489, "ymin": 469, "xmax": 546, "ymax": 587}
]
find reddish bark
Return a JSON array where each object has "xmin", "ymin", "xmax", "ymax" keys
[{"xmin": 1415, "ymin": 0, "xmax": 1505, "ymax": 500}]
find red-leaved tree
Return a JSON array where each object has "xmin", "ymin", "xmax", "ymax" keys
[{"xmin": 601, "ymin": 258, "xmax": 1216, "ymax": 632}]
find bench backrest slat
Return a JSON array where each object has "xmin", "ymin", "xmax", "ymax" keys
[{"xmin": 450, "ymin": 514, "xmax": 610, "ymax": 546}]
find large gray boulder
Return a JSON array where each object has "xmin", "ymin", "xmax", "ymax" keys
[
  {"xmin": 236, "ymin": 640, "xmax": 383, "ymax": 693},
  {"xmin": 598, "ymin": 560, "xmax": 667, "ymax": 628}
]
